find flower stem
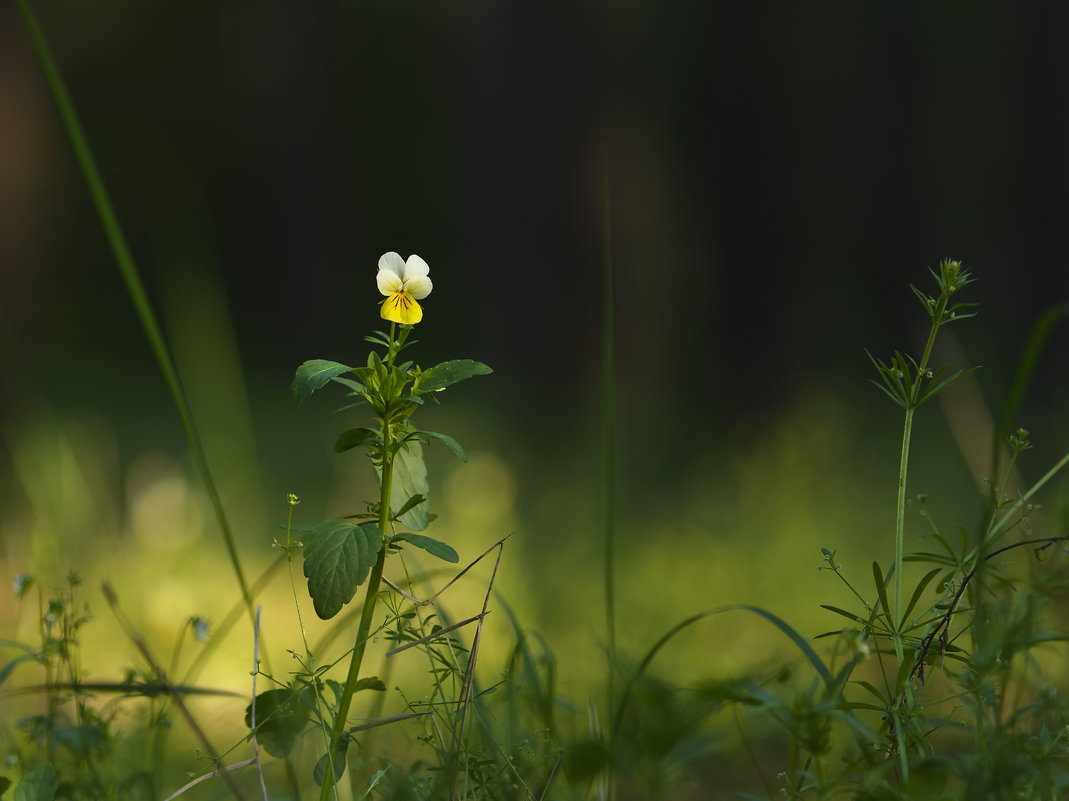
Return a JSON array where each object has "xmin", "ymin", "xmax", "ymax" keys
[
  {"xmin": 892, "ymin": 407, "xmax": 914, "ymax": 661},
  {"xmin": 318, "ymin": 332, "xmax": 398, "ymax": 799}
]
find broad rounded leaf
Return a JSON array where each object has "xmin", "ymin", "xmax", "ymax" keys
[
  {"xmin": 293, "ymin": 360, "xmax": 353, "ymax": 410},
  {"xmin": 303, "ymin": 521, "xmax": 383, "ymax": 619},
  {"xmin": 14, "ymin": 762, "xmax": 57, "ymax": 801},
  {"xmin": 245, "ymin": 687, "xmax": 312, "ymax": 758}
]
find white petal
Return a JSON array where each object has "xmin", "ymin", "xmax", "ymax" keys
[
  {"xmin": 378, "ymin": 251, "xmax": 405, "ymax": 274},
  {"xmin": 377, "ymin": 268, "xmax": 402, "ymax": 296},
  {"xmin": 404, "ymin": 254, "xmax": 430, "ymax": 280},
  {"xmin": 405, "ymin": 274, "xmax": 432, "ymax": 299}
]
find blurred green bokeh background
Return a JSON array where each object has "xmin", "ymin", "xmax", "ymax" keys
[{"xmin": 2, "ymin": 1, "xmax": 1069, "ymax": 793}]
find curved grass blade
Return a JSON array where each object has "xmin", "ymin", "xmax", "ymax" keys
[{"xmin": 16, "ymin": 0, "xmax": 257, "ymax": 635}]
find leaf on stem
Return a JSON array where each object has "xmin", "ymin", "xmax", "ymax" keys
[
  {"xmin": 303, "ymin": 521, "xmax": 383, "ymax": 620},
  {"xmin": 385, "ymin": 441, "xmax": 430, "ymax": 531},
  {"xmin": 292, "ymin": 360, "xmax": 353, "ymax": 410},
  {"xmin": 335, "ymin": 427, "xmax": 380, "ymax": 454},
  {"xmin": 391, "ymin": 533, "xmax": 460, "ymax": 564},
  {"xmin": 245, "ymin": 686, "xmax": 312, "ymax": 758},
  {"xmin": 313, "ymin": 737, "xmax": 350, "ymax": 787},
  {"xmin": 412, "ymin": 359, "xmax": 493, "ymax": 393}
]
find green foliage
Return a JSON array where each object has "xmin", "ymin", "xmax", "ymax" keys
[
  {"xmin": 13, "ymin": 763, "xmax": 56, "ymax": 801},
  {"xmin": 391, "ymin": 533, "xmax": 460, "ymax": 564},
  {"xmin": 411, "ymin": 359, "xmax": 493, "ymax": 393},
  {"xmin": 303, "ymin": 521, "xmax": 384, "ymax": 620}
]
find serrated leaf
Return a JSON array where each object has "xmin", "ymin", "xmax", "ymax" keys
[
  {"xmin": 413, "ymin": 359, "xmax": 492, "ymax": 393},
  {"xmin": 293, "ymin": 360, "xmax": 353, "ymax": 410},
  {"xmin": 354, "ymin": 676, "xmax": 387, "ymax": 692},
  {"xmin": 418, "ymin": 430, "xmax": 467, "ymax": 462},
  {"xmin": 392, "ymin": 533, "xmax": 460, "ymax": 563},
  {"xmin": 303, "ymin": 521, "xmax": 383, "ymax": 619},
  {"xmin": 335, "ymin": 427, "xmax": 380, "ymax": 453},
  {"xmin": 14, "ymin": 762, "xmax": 56, "ymax": 801},
  {"xmin": 245, "ymin": 687, "xmax": 311, "ymax": 758}
]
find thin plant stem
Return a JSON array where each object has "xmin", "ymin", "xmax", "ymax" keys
[
  {"xmin": 892, "ymin": 407, "xmax": 914, "ymax": 661},
  {"xmin": 318, "ymin": 326, "xmax": 399, "ymax": 799},
  {"xmin": 15, "ymin": 0, "xmax": 258, "ymax": 635}
]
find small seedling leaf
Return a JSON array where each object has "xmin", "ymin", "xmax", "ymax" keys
[
  {"xmin": 413, "ymin": 359, "xmax": 492, "ymax": 393},
  {"xmin": 293, "ymin": 360, "xmax": 353, "ymax": 410},
  {"xmin": 303, "ymin": 521, "xmax": 383, "ymax": 620},
  {"xmin": 392, "ymin": 533, "xmax": 460, "ymax": 564}
]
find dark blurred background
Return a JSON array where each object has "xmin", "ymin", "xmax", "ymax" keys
[{"xmin": 2, "ymin": 0, "xmax": 1069, "ymax": 679}]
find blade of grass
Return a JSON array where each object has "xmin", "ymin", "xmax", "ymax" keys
[
  {"xmin": 993, "ymin": 299, "xmax": 1069, "ymax": 477},
  {"xmin": 600, "ymin": 151, "xmax": 616, "ymax": 801},
  {"xmin": 16, "ymin": 0, "xmax": 257, "ymax": 634}
]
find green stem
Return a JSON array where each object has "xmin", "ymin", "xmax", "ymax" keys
[
  {"xmin": 319, "ymin": 332, "xmax": 398, "ymax": 798},
  {"xmin": 16, "ymin": 0, "xmax": 257, "ymax": 633},
  {"xmin": 892, "ymin": 407, "xmax": 914, "ymax": 660}
]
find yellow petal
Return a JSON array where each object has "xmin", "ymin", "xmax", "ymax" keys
[{"xmin": 380, "ymin": 291, "xmax": 423, "ymax": 325}]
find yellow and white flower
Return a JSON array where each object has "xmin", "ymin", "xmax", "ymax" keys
[{"xmin": 377, "ymin": 252, "xmax": 432, "ymax": 325}]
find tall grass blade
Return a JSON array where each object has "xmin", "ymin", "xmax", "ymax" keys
[
  {"xmin": 16, "ymin": 0, "xmax": 257, "ymax": 631},
  {"xmin": 600, "ymin": 151, "xmax": 617, "ymax": 800},
  {"xmin": 993, "ymin": 299, "xmax": 1069, "ymax": 476}
]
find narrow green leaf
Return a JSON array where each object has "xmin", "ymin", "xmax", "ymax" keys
[
  {"xmin": 413, "ymin": 359, "xmax": 493, "ymax": 393},
  {"xmin": 293, "ymin": 360, "xmax": 352, "ymax": 410},
  {"xmin": 820, "ymin": 605, "xmax": 866, "ymax": 625},
  {"xmin": 899, "ymin": 568, "xmax": 943, "ymax": 628},
  {"xmin": 417, "ymin": 430, "xmax": 467, "ymax": 462},
  {"xmin": 392, "ymin": 533, "xmax": 460, "ymax": 564},
  {"xmin": 330, "ymin": 377, "xmax": 366, "ymax": 396},
  {"xmin": 334, "ymin": 427, "xmax": 379, "ymax": 454},
  {"xmin": 245, "ymin": 687, "xmax": 311, "ymax": 758},
  {"xmin": 736, "ymin": 605, "xmax": 832, "ymax": 687},
  {"xmin": 392, "ymin": 494, "xmax": 425, "ymax": 519},
  {"xmin": 872, "ymin": 561, "xmax": 891, "ymax": 624},
  {"xmin": 303, "ymin": 521, "xmax": 383, "ymax": 620},
  {"xmin": 13, "ymin": 762, "xmax": 56, "ymax": 801}
]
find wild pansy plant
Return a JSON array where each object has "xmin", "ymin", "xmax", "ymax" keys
[{"xmin": 288, "ymin": 252, "xmax": 491, "ymax": 794}]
